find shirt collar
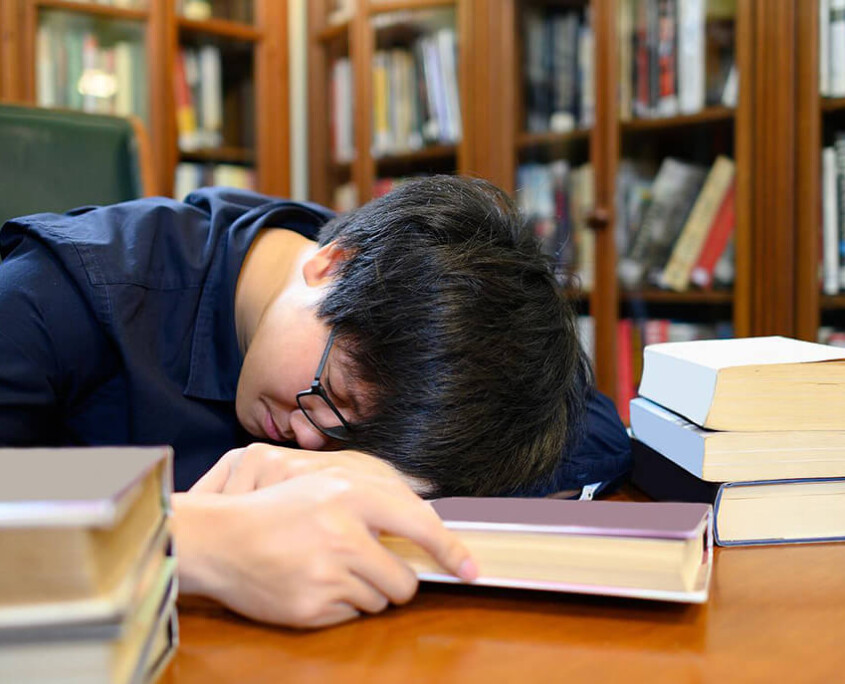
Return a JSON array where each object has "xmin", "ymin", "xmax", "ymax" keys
[{"xmin": 182, "ymin": 190, "xmax": 334, "ymax": 401}]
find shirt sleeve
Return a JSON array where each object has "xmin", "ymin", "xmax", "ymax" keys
[{"xmin": 0, "ymin": 235, "xmax": 113, "ymax": 445}]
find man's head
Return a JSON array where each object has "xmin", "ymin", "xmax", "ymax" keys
[{"xmin": 315, "ymin": 175, "xmax": 590, "ymax": 497}]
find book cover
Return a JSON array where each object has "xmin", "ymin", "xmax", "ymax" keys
[{"xmin": 383, "ymin": 497, "xmax": 713, "ymax": 604}]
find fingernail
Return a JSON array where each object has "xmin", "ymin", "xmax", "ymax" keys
[{"xmin": 458, "ymin": 558, "xmax": 479, "ymax": 581}]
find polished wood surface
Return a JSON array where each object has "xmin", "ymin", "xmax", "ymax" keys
[{"xmin": 163, "ymin": 541, "xmax": 845, "ymax": 682}]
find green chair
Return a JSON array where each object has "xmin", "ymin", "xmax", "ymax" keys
[{"xmin": 0, "ymin": 104, "xmax": 153, "ymax": 228}]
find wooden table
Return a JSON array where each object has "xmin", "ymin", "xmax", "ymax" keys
[{"xmin": 163, "ymin": 542, "xmax": 845, "ymax": 683}]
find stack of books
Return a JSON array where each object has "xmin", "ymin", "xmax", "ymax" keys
[
  {"xmin": 0, "ymin": 447, "xmax": 177, "ymax": 683},
  {"xmin": 630, "ymin": 336, "xmax": 845, "ymax": 546}
]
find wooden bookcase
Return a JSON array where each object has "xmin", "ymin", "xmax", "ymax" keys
[
  {"xmin": 307, "ymin": 0, "xmax": 498, "ymax": 209},
  {"xmin": 0, "ymin": 0, "xmax": 289, "ymax": 198}
]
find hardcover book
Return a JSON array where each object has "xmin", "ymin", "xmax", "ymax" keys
[
  {"xmin": 631, "ymin": 439, "xmax": 845, "ymax": 546},
  {"xmin": 630, "ymin": 397, "xmax": 845, "ymax": 482},
  {"xmin": 638, "ymin": 336, "xmax": 845, "ymax": 431},
  {"xmin": 382, "ymin": 497, "xmax": 713, "ymax": 604},
  {"xmin": 0, "ymin": 447, "xmax": 173, "ymax": 626}
]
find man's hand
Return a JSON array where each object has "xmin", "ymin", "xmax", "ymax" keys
[
  {"xmin": 190, "ymin": 442, "xmax": 432, "ymax": 496},
  {"xmin": 172, "ymin": 472, "xmax": 477, "ymax": 629}
]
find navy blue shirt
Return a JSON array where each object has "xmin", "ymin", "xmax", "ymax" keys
[{"xmin": 0, "ymin": 188, "xmax": 630, "ymax": 493}]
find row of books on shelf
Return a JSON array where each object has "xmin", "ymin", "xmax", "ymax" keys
[
  {"xmin": 0, "ymin": 447, "xmax": 177, "ymax": 683},
  {"xmin": 820, "ymin": 0, "xmax": 845, "ymax": 97},
  {"xmin": 617, "ymin": 155, "xmax": 736, "ymax": 291},
  {"xmin": 522, "ymin": 6, "xmax": 594, "ymax": 134},
  {"xmin": 174, "ymin": 162, "xmax": 255, "ymax": 200},
  {"xmin": 36, "ymin": 19, "xmax": 147, "ymax": 121},
  {"xmin": 618, "ymin": 0, "xmax": 737, "ymax": 121},
  {"xmin": 515, "ymin": 154, "xmax": 736, "ymax": 293},
  {"xmin": 370, "ymin": 27, "xmax": 461, "ymax": 158},
  {"xmin": 517, "ymin": 161, "xmax": 595, "ymax": 289},
  {"xmin": 174, "ymin": 46, "xmax": 224, "ymax": 151},
  {"xmin": 629, "ymin": 336, "xmax": 845, "ymax": 546}
]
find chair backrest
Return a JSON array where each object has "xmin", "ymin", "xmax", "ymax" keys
[{"xmin": 0, "ymin": 104, "xmax": 154, "ymax": 227}]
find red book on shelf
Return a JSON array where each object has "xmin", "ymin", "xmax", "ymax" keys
[
  {"xmin": 690, "ymin": 179, "xmax": 735, "ymax": 289},
  {"xmin": 616, "ymin": 318, "xmax": 634, "ymax": 424}
]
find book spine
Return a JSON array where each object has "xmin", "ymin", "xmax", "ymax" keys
[
  {"xmin": 821, "ymin": 0, "xmax": 831, "ymax": 97},
  {"xmin": 830, "ymin": 0, "xmax": 845, "ymax": 97},
  {"xmin": 618, "ymin": 0, "xmax": 634, "ymax": 121},
  {"xmin": 647, "ymin": 0, "xmax": 660, "ymax": 114},
  {"xmin": 173, "ymin": 50, "xmax": 198, "ymax": 150},
  {"xmin": 656, "ymin": 0, "xmax": 678, "ymax": 116},
  {"xmin": 578, "ymin": 13, "xmax": 595, "ymax": 128},
  {"xmin": 661, "ymin": 156, "xmax": 735, "ymax": 291},
  {"xmin": 690, "ymin": 179, "xmax": 736, "ymax": 289},
  {"xmin": 835, "ymin": 133, "xmax": 845, "ymax": 288},
  {"xmin": 677, "ymin": 0, "xmax": 705, "ymax": 113},
  {"xmin": 372, "ymin": 51, "xmax": 391, "ymax": 155},
  {"xmin": 635, "ymin": 0, "xmax": 651, "ymax": 117},
  {"xmin": 616, "ymin": 319, "xmax": 634, "ymax": 424},
  {"xmin": 437, "ymin": 28, "xmax": 462, "ymax": 143},
  {"xmin": 823, "ymin": 146, "xmax": 840, "ymax": 294}
]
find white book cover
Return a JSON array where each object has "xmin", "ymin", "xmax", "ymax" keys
[{"xmin": 638, "ymin": 336, "xmax": 845, "ymax": 426}]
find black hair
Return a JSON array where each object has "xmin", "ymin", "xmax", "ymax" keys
[{"xmin": 317, "ymin": 175, "xmax": 591, "ymax": 497}]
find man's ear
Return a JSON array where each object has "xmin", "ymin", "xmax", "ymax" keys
[{"xmin": 302, "ymin": 241, "xmax": 348, "ymax": 286}]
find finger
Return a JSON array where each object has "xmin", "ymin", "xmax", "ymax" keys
[
  {"xmin": 300, "ymin": 602, "xmax": 361, "ymax": 629},
  {"xmin": 189, "ymin": 448, "xmax": 244, "ymax": 493},
  {"xmin": 222, "ymin": 444, "xmax": 267, "ymax": 495},
  {"xmin": 346, "ymin": 531, "xmax": 419, "ymax": 606},
  {"xmin": 344, "ymin": 572, "xmax": 393, "ymax": 614},
  {"xmin": 354, "ymin": 488, "xmax": 478, "ymax": 582}
]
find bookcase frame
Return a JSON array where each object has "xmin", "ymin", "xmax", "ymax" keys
[{"xmin": 0, "ymin": 0, "xmax": 290, "ymax": 199}]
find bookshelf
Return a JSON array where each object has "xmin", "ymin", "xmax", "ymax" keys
[
  {"xmin": 307, "ymin": 0, "xmax": 475, "ymax": 210},
  {"xmin": 0, "ymin": 0, "xmax": 289, "ymax": 199},
  {"xmin": 498, "ymin": 0, "xmax": 753, "ymax": 412}
]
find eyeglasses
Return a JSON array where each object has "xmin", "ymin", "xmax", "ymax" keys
[{"xmin": 296, "ymin": 329, "xmax": 353, "ymax": 442}]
